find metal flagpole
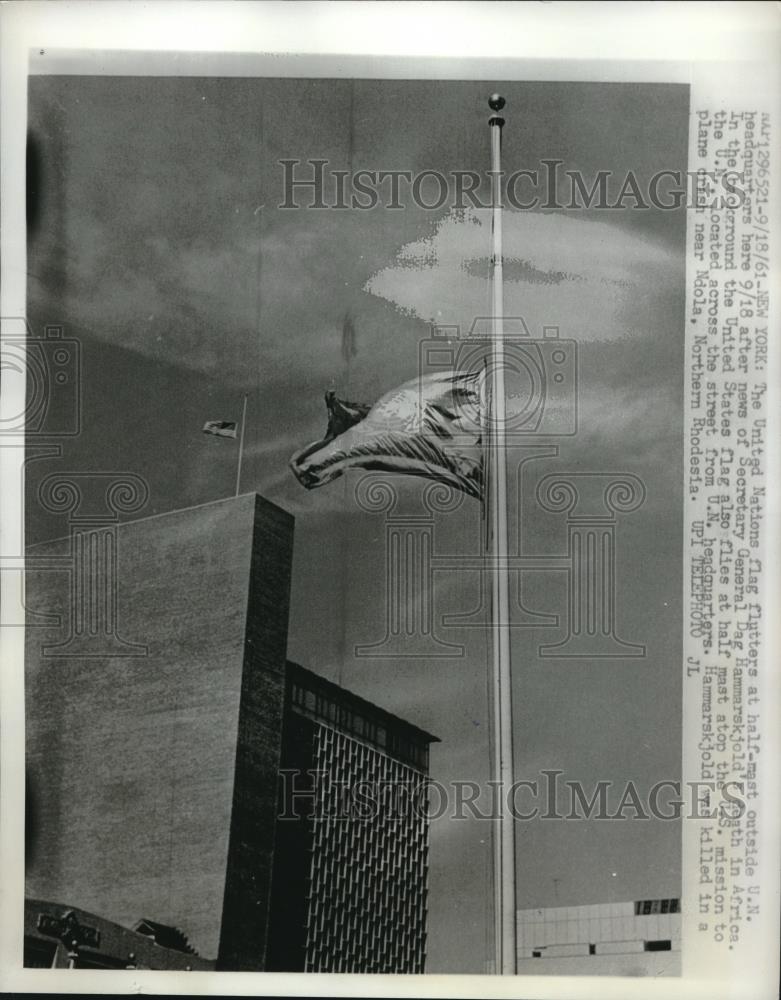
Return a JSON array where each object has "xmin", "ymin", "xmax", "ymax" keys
[
  {"xmin": 486, "ymin": 93, "xmax": 517, "ymax": 975},
  {"xmin": 235, "ymin": 393, "xmax": 248, "ymax": 497}
]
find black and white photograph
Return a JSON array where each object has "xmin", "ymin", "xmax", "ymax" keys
[{"xmin": 0, "ymin": 3, "xmax": 778, "ymax": 998}]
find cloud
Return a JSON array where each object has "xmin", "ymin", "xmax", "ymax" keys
[{"xmin": 364, "ymin": 208, "xmax": 679, "ymax": 342}]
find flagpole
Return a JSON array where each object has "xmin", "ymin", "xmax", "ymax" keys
[
  {"xmin": 235, "ymin": 393, "xmax": 248, "ymax": 497},
  {"xmin": 487, "ymin": 93, "xmax": 517, "ymax": 976}
]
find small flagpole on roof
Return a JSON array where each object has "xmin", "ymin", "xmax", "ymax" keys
[
  {"xmin": 235, "ymin": 393, "xmax": 249, "ymax": 497},
  {"xmin": 486, "ymin": 92, "xmax": 517, "ymax": 976}
]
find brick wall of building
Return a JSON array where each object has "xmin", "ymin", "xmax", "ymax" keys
[{"xmin": 25, "ymin": 493, "xmax": 293, "ymax": 963}]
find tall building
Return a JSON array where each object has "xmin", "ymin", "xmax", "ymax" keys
[
  {"xmin": 266, "ymin": 663, "xmax": 437, "ymax": 973},
  {"xmin": 516, "ymin": 898, "xmax": 681, "ymax": 976},
  {"xmin": 24, "ymin": 493, "xmax": 436, "ymax": 972}
]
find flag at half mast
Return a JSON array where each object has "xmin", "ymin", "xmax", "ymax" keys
[
  {"xmin": 203, "ymin": 420, "xmax": 238, "ymax": 438},
  {"xmin": 290, "ymin": 370, "xmax": 484, "ymax": 499}
]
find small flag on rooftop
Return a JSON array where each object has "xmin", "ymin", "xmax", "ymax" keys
[{"xmin": 202, "ymin": 420, "xmax": 238, "ymax": 439}]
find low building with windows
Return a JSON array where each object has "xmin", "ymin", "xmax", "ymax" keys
[
  {"xmin": 516, "ymin": 898, "xmax": 681, "ymax": 975},
  {"xmin": 266, "ymin": 663, "xmax": 437, "ymax": 973}
]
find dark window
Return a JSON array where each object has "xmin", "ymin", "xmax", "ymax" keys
[
  {"xmin": 24, "ymin": 937, "xmax": 57, "ymax": 968},
  {"xmin": 589, "ymin": 944, "xmax": 596, "ymax": 955},
  {"xmin": 73, "ymin": 950, "xmax": 129, "ymax": 969},
  {"xmin": 532, "ymin": 950, "xmax": 542, "ymax": 958},
  {"xmin": 644, "ymin": 939, "xmax": 672, "ymax": 952}
]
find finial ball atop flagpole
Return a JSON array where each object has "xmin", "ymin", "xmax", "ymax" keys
[{"xmin": 488, "ymin": 94, "xmax": 505, "ymax": 128}]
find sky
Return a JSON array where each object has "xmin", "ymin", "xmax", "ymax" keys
[{"xmin": 27, "ymin": 72, "xmax": 688, "ymax": 973}]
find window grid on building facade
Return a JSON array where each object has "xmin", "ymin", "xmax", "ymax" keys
[
  {"xmin": 303, "ymin": 725, "xmax": 429, "ymax": 974},
  {"xmin": 289, "ymin": 675, "xmax": 430, "ymax": 771}
]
